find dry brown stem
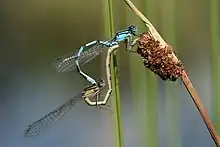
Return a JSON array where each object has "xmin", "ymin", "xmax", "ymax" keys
[{"xmin": 124, "ymin": 0, "xmax": 220, "ymax": 146}]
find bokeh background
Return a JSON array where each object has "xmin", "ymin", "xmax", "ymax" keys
[{"xmin": 0, "ymin": 0, "xmax": 219, "ymax": 147}]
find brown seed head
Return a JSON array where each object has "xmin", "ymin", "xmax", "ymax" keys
[{"xmin": 137, "ymin": 32, "xmax": 184, "ymax": 81}]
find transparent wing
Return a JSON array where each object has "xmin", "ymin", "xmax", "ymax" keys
[
  {"xmin": 24, "ymin": 93, "xmax": 82, "ymax": 137},
  {"xmin": 53, "ymin": 53, "xmax": 76, "ymax": 72},
  {"xmin": 53, "ymin": 43, "xmax": 105, "ymax": 72}
]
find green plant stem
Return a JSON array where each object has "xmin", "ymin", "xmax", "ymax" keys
[
  {"xmin": 126, "ymin": 0, "xmax": 148, "ymax": 145},
  {"xmin": 102, "ymin": 1, "xmax": 124, "ymax": 147},
  {"xmin": 160, "ymin": 0, "xmax": 180, "ymax": 146},
  {"xmin": 145, "ymin": 73, "xmax": 157, "ymax": 147},
  {"xmin": 210, "ymin": 0, "xmax": 220, "ymax": 140},
  {"xmin": 111, "ymin": 52, "xmax": 124, "ymax": 147},
  {"xmin": 144, "ymin": 0, "xmax": 158, "ymax": 147}
]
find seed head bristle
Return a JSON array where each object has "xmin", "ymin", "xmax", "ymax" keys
[{"xmin": 137, "ymin": 32, "xmax": 184, "ymax": 81}]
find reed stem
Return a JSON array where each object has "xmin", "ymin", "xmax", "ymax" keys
[
  {"xmin": 210, "ymin": 0, "xmax": 220, "ymax": 142},
  {"xmin": 124, "ymin": 0, "xmax": 220, "ymax": 146},
  {"xmin": 182, "ymin": 71, "xmax": 220, "ymax": 146},
  {"xmin": 102, "ymin": 1, "xmax": 124, "ymax": 147}
]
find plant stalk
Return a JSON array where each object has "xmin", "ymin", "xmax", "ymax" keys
[
  {"xmin": 123, "ymin": 0, "xmax": 220, "ymax": 146},
  {"xmin": 102, "ymin": 1, "xmax": 124, "ymax": 147},
  {"xmin": 182, "ymin": 71, "xmax": 220, "ymax": 146}
]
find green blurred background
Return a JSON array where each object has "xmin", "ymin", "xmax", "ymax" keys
[{"xmin": 0, "ymin": 0, "xmax": 219, "ymax": 147}]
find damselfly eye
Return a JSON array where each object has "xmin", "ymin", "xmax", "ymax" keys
[{"xmin": 128, "ymin": 25, "xmax": 137, "ymax": 36}]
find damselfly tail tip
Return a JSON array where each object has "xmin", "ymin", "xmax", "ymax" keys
[
  {"xmin": 24, "ymin": 126, "xmax": 36, "ymax": 137},
  {"xmin": 137, "ymin": 32, "xmax": 184, "ymax": 81}
]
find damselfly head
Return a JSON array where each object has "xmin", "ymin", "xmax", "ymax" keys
[
  {"xmin": 96, "ymin": 78, "xmax": 105, "ymax": 88},
  {"xmin": 128, "ymin": 25, "xmax": 137, "ymax": 36}
]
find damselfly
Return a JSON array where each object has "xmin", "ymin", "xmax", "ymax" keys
[
  {"xmin": 24, "ymin": 79, "xmax": 105, "ymax": 137},
  {"xmin": 54, "ymin": 25, "xmax": 138, "ymax": 106}
]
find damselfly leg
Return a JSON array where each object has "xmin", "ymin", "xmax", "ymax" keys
[{"xmin": 54, "ymin": 25, "xmax": 138, "ymax": 106}]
